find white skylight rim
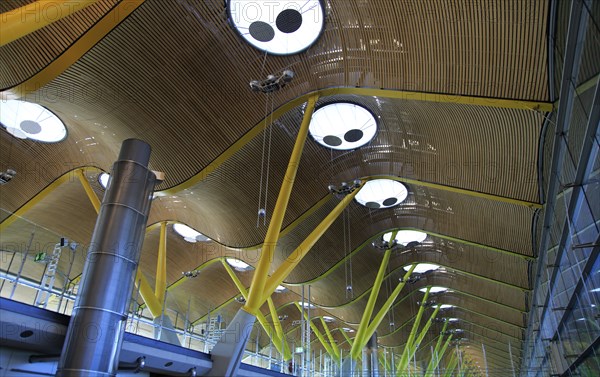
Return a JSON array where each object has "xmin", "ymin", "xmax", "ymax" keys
[
  {"xmin": 355, "ymin": 179, "xmax": 408, "ymax": 209},
  {"xmin": 420, "ymin": 286, "xmax": 448, "ymax": 293},
  {"xmin": 173, "ymin": 223, "xmax": 211, "ymax": 243},
  {"xmin": 228, "ymin": 0, "xmax": 325, "ymax": 55},
  {"xmin": 226, "ymin": 258, "xmax": 252, "ymax": 270},
  {"xmin": 0, "ymin": 100, "xmax": 67, "ymax": 143},
  {"xmin": 98, "ymin": 173, "xmax": 110, "ymax": 189},
  {"xmin": 383, "ymin": 230, "xmax": 428, "ymax": 246},
  {"xmin": 309, "ymin": 102, "xmax": 377, "ymax": 150},
  {"xmin": 403, "ymin": 263, "xmax": 440, "ymax": 274}
]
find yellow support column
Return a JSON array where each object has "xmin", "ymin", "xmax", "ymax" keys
[
  {"xmin": 320, "ymin": 317, "xmax": 341, "ymax": 361},
  {"xmin": 134, "ymin": 269, "xmax": 162, "ymax": 318},
  {"xmin": 76, "ymin": 169, "xmax": 101, "ymax": 213},
  {"xmin": 340, "ymin": 328, "xmax": 353, "ymax": 347},
  {"xmin": 407, "ymin": 306, "xmax": 442, "ymax": 363},
  {"xmin": 397, "ymin": 287, "xmax": 431, "ymax": 372},
  {"xmin": 267, "ymin": 297, "xmax": 292, "ymax": 360},
  {"xmin": 351, "ymin": 232, "xmax": 397, "ymax": 359},
  {"xmin": 245, "ymin": 94, "xmax": 319, "ymax": 314},
  {"xmin": 155, "ymin": 221, "xmax": 167, "ymax": 306},
  {"xmin": 1, "ymin": 0, "xmax": 99, "ymax": 46},
  {"xmin": 294, "ymin": 303, "xmax": 337, "ymax": 361},
  {"xmin": 261, "ymin": 183, "xmax": 363, "ymax": 304}
]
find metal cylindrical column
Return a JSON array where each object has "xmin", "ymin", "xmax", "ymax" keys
[
  {"xmin": 363, "ymin": 332, "xmax": 379, "ymax": 377},
  {"xmin": 56, "ymin": 139, "xmax": 157, "ymax": 377}
]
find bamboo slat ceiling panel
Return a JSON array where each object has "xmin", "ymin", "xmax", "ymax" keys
[{"xmin": 0, "ymin": 0, "xmax": 120, "ymax": 88}]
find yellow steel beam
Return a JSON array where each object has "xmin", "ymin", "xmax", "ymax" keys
[
  {"xmin": 0, "ymin": 0, "xmax": 99, "ymax": 46},
  {"xmin": 362, "ymin": 264, "xmax": 417, "ymax": 344},
  {"xmin": 340, "ymin": 328, "xmax": 353, "ymax": 347},
  {"xmin": 320, "ymin": 317, "xmax": 341, "ymax": 361},
  {"xmin": 397, "ymin": 287, "xmax": 431, "ymax": 372},
  {"xmin": 410, "ymin": 306, "xmax": 443, "ymax": 360},
  {"xmin": 76, "ymin": 169, "xmax": 101, "ymax": 213},
  {"xmin": 220, "ymin": 259, "xmax": 288, "ymax": 358},
  {"xmin": 260, "ymin": 184, "xmax": 363, "ymax": 305},
  {"xmin": 155, "ymin": 221, "xmax": 167, "ymax": 305},
  {"xmin": 294, "ymin": 303, "xmax": 337, "ymax": 361},
  {"xmin": 426, "ymin": 334, "xmax": 454, "ymax": 375},
  {"xmin": 244, "ymin": 94, "xmax": 319, "ymax": 314},
  {"xmin": 351, "ymin": 232, "xmax": 397, "ymax": 359},
  {"xmin": 2, "ymin": 0, "xmax": 145, "ymax": 99},
  {"xmin": 134, "ymin": 269, "xmax": 162, "ymax": 319},
  {"xmin": 267, "ymin": 297, "xmax": 292, "ymax": 360}
]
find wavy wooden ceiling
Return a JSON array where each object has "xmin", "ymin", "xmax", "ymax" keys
[{"xmin": 0, "ymin": 0, "xmax": 556, "ymax": 372}]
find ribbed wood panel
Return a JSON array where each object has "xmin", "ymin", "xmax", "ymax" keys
[{"xmin": 0, "ymin": 0, "xmax": 119, "ymax": 88}]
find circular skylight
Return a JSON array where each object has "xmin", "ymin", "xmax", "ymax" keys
[
  {"xmin": 0, "ymin": 100, "xmax": 67, "ymax": 142},
  {"xmin": 342, "ymin": 327, "xmax": 355, "ymax": 333},
  {"xmin": 98, "ymin": 173, "xmax": 110, "ymax": 189},
  {"xmin": 439, "ymin": 304, "xmax": 455, "ymax": 309},
  {"xmin": 322, "ymin": 316, "xmax": 335, "ymax": 323},
  {"xmin": 299, "ymin": 301, "xmax": 315, "ymax": 309},
  {"xmin": 446, "ymin": 318, "xmax": 459, "ymax": 322},
  {"xmin": 226, "ymin": 258, "xmax": 252, "ymax": 271},
  {"xmin": 403, "ymin": 263, "xmax": 439, "ymax": 274},
  {"xmin": 420, "ymin": 286, "xmax": 448, "ymax": 294},
  {"xmin": 355, "ymin": 179, "xmax": 408, "ymax": 209},
  {"xmin": 274, "ymin": 285, "xmax": 287, "ymax": 293},
  {"xmin": 309, "ymin": 102, "xmax": 377, "ymax": 150},
  {"xmin": 173, "ymin": 223, "xmax": 211, "ymax": 243},
  {"xmin": 383, "ymin": 230, "xmax": 428, "ymax": 246},
  {"xmin": 228, "ymin": 0, "xmax": 325, "ymax": 55}
]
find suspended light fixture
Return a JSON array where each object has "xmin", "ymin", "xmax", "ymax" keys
[
  {"xmin": 309, "ymin": 102, "xmax": 378, "ymax": 150},
  {"xmin": 1, "ymin": 100, "xmax": 67, "ymax": 142},
  {"xmin": 228, "ymin": 0, "xmax": 325, "ymax": 55},
  {"xmin": 355, "ymin": 179, "xmax": 408, "ymax": 209},
  {"xmin": 173, "ymin": 223, "xmax": 211, "ymax": 243},
  {"xmin": 383, "ymin": 230, "xmax": 428, "ymax": 246},
  {"xmin": 403, "ymin": 263, "xmax": 439, "ymax": 274}
]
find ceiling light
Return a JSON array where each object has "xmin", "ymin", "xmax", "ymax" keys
[
  {"xmin": 403, "ymin": 263, "xmax": 439, "ymax": 274},
  {"xmin": 173, "ymin": 223, "xmax": 211, "ymax": 243},
  {"xmin": 322, "ymin": 316, "xmax": 335, "ymax": 323},
  {"xmin": 420, "ymin": 286, "xmax": 448, "ymax": 293},
  {"xmin": 274, "ymin": 285, "xmax": 287, "ymax": 293},
  {"xmin": 309, "ymin": 102, "xmax": 377, "ymax": 150},
  {"xmin": 98, "ymin": 173, "xmax": 110, "ymax": 189},
  {"xmin": 226, "ymin": 258, "xmax": 252, "ymax": 271},
  {"xmin": 383, "ymin": 230, "xmax": 428, "ymax": 246},
  {"xmin": 0, "ymin": 100, "xmax": 67, "ymax": 142},
  {"xmin": 342, "ymin": 327, "xmax": 355, "ymax": 333},
  {"xmin": 228, "ymin": 0, "xmax": 325, "ymax": 55},
  {"xmin": 355, "ymin": 179, "xmax": 408, "ymax": 209}
]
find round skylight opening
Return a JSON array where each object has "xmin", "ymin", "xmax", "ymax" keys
[
  {"xmin": 0, "ymin": 100, "xmax": 67, "ymax": 142},
  {"xmin": 403, "ymin": 263, "xmax": 440, "ymax": 274},
  {"xmin": 228, "ymin": 0, "xmax": 325, "ymax": 55},
  {"xmin": 173, "ymin": 223, "xmax": 210, "ymax": 243},
  {"xmin": 226, "ymin": 258, "xmax": 252, "ymax": 271},
  {"xmin": 342, "ymin": 327, "xmax": 355, "ymax": 333},
  {"xmin": 420, "ymin": 286, "xmax": 448, "ymax": 294},
  {"xmin": 274, "ymin": 285, "xmax": 287, "ymax": 293},
  {"xmin": 439, "ymin": 304, "xmax": 455, "ymax": 310},
  {"xmin": 322, "ymin": 316, "xmax": 335, "ymax": 323},
  {"xmin": 446, "ymin": 318, "xmax": 459, "ymax": 322},
  {"xmin": 98, "ymin": 173, "xmax": 110, "ymax": 189},
  {"xmin": 299, "ymin": 301, "xmax": 315, "ymax": 309},
  {"xmin": 355, "ymin": 179, "xmax": 408, "ymax": 209},
  {"xmin": 309, "ymin": 102, "xmax": 377, "ymax": 150},
  {"xmin": 383, "ymin": 230, "xmax": 428, "ymax": 246}
]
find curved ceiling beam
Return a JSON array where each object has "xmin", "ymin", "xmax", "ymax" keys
[
  {"xmin": 1, "ymin": 0, "xmax": 146, "ymax": 99},
  {"xmin": 0, "ymin": 0, "xmax": 100, "ymax": 47}
]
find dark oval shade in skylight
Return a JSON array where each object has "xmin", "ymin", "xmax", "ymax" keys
[
  {"xmin": 228, "ymin": 0, "xmax": 325, "ymax": 55},
  {"xmin": 309, "ymin": 102, "xmax": 378, "ymax": 150},
  {"xmin": 1, "ymin": 100, "xmax": 67, "ymax": 142},
  {"xmin": 355, "ymin": 179, "xmax": 408, "ymax": 209}
]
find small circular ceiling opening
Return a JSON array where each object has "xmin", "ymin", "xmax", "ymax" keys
[
  {"xmin": 0, "ymin": 100, "xmax": 66, "ymax": 142},
  {"xmin": 355, "ymin": 179, "xmax": 408, "ymax": 209},
  {"xmin": 383, "ymin": 230, "xmax": 428, "ymax": 246},
  {"xmin": 309, "ymin": 102, "xmax": 377, "ymax": 150},
  {"xmin": 98, "ymin": 173, "xmax": 110, "ymax": 189},
  {"xmin": 420, "ymin": 286, "xmax": 448, "ymax": 294},
  {"xmin": 228, "ymin": 0, "xmax": 325, "ymax": 55},
  {"xmin": 403, "ymin": 263, "xmax": 439, "ymax": 274}
]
